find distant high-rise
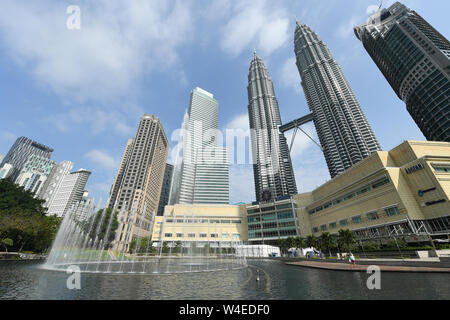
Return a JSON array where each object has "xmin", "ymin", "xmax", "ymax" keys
[
  {"xmin": 247, "ymin": 53, "xmax": 297, "ymax": 202},
  {"xmin": 354, "ymin": 2, "xmax": 450, "ymax": 141},
  {"xmin": 294, "ymin": 22, "xmax": 381, "ymax": 178},
  {"xmin": 170, "ymin": 88, "xmax": 229, "ymax": 205},
  {"xmin": 46, "ymin": 168, "xmax": 91, "ymax": 218},
  {"xmin": 0, "ymin": 137, "xmax": 53, "ymax": 181},
  {"xmin": 110, "ymin": 114, "xmax": 169, "ymax": 252},
  {"xmin": 39, "ymin": 160, "xmax": 74, "ymax": 208},
  {"xmin": 157, "ymin": 163, "xmax": 173, "ymax": 216}
]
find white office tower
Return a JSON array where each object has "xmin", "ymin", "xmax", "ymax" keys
[
  {"xmin": 76, "ymin": 190, "xmax": 94, "ymax": 222},
  {"xmin": 170, "ymin": 87, "xmax": 229, "ymax": 205},
  {"xmin": 45, "ymin": 168, "xmax": 91, "ymax": 218},
  {"xmin": 39, "ymin": 160, "xmax": 74, "ymax": 206}
]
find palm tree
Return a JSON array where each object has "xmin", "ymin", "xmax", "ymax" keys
[
  {"xmin": 320, "ymin": 232, "xmax": 335, "ymax": 257},
  {"xmin": 306, "ymin": 235, "xmax": 318, "ymax": 249},
  {"xmin": 279, "ymin": 239, "xmax": 289, "ymax": 256},
  {"xmin": 338, "ymin": 229, "xmax": 355, "ymax": 253}
]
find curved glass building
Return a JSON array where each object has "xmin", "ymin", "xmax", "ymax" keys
[{"xmin": 354, "ymin": 1, "xmax": 450, "ymax": 142}]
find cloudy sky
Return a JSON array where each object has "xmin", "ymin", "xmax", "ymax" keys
[{"xmin": 0, "ymin": 0, "xmax": 448, "ymax": 205}]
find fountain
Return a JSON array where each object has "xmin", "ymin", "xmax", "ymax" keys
[{"xmin": 42, "ymin": 200, "xmax": 248, "ymax": 274}]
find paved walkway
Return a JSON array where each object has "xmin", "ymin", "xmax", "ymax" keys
[{"xmin": 286, "ymin": 261, "xmax": 450, "ymax": 273}]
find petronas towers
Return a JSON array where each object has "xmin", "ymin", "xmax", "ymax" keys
[
  {"xmin": 294, "ymin": 22, "xmax": 381, "ymax": 178},
  {"xmin": 247, "ymin": 52, "xmax": 297, "ymax": 202},
  {"xmin": 248, "ymin": 21, "xmax": 381, "ymax": 200}
]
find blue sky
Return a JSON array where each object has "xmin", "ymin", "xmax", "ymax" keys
[{"xmin": 0, "ymin": 0, "xmax": 448, "ymax": 205}]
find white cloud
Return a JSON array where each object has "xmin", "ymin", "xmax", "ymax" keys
[
  {"xmin": 280, "ymin": 57, "xmax": 302, "ymax": 94},
  {"xmin": 284, "ymin": 123, "xmax": 318, "ymax": 159},
  {"xmin": 84, "ymin": 149, "xmax": 119, "ymax": 170},
  {"xmin": 335, "ymin": 16, "xmax": 363, "ymax": 39},
  {"xmin": 0, "ymin": 0, "xmax": 194, "ymax": 102},
  {"xmin": 220, "ymin": 0, "xmax": 289, "ymax": 57},
  {"xmin": 225, "ymin": 114, "xmax": 249, "ymax": 131}
]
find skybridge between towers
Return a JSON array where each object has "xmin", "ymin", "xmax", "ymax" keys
[{"xmin": 279, "ymin": 113, "xmax": 323, "ymax": 152}]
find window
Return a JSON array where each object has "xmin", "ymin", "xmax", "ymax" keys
[
  {"xmin": 164, "ymin": 233, "xmax": 173, "ymax": 238},
  {"xmin": 176, "ymin": 233, "xmax": 184, "ymax": 238},
  {"xmin": 232, "ymin": 220, "xmax": 242, "ymax": 224},
  {"xmin": 320, "ymin": 225, "xmax": 327, "ymax": 231},
  {"xmin": 366, "ymin": 211, "xmax": 379, "ymax": 221},
  {"xmin": 372, "ymin": 178, "xmax": 390, "ymax": 189},
  {"xmin": 220, "ymin": 220, "xmax": 231, "ymax": 224},
  {"xmin": 276, "ymin": 204, "xmax": 291, "ymax": 210},
  {"xmin": 199, "ymin": 233, "xmax": 207, "ymax": 238},
  {"xmin": 385, "ymin": 206, "xmax": 400, "ymax": 217},
  {"xmin": 433, "ymin": 165, "xmax": 450, "ymax": 173},
  {"xmin": 312, "ymin": 227, "xmax": 319, "ymax": 233},
  {"xmin": 232, "ymin": 234, "xmax": 240, "ymax": 239},
  {"xmin": 329, "ymin": 222, "xmax": 337, "ymax": 229},
  {"xmin": 221, "ymin": 233, "xmax": 229, "ymax": 239},
  {"xmin": 210, "ymin": 233, "xmax": 218, "ymax": 238},
  {"xmin": 340, "ymin": 219, "xmax": 348, "ymax": 227},
  {"xmin": 351, "ymin": 215, "xmax": 362, "ymax": 224},
  {"xmin": 188, "ymin": 233, "xmax": 195, "ymax": 238}
]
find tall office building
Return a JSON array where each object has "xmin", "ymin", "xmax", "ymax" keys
[
  {"xmin": 0, "ymin": 137, "xmax": 53, "ymax": 181},
  {"xmin": 46, "ymin": 169, "xmax": 91, "ymax": 218},
  {"xmin": 110, "ymin": 114, "xmax": 169, "ymax": 252},
  {"xmin": 170, "ymin": 88, "xmax": 230, "ymax": 205},
  {"xmin": 39, "ymin": 160, "xmax": 74, "ymax": 208},
  {"xmin": 157, "ymin": 163, "xmax": 173, "ymax": 216},
  {"xmin": 107, "ymin": 138, "xmax": 134, "ymax": 209},
  {"xmin": 294, "ymin": 22, "xmax": 381, "ymax": 178},
  {"xmin": 247, "ymin": 53, "xmax": 297, "ymax": 202},
  {"xmin": 15, "ymin": 155, "xmax": 55, "ymax": 196},
  {"xmin": 354, "ymin": 2, "xmax": 450, "ymax": 142}
]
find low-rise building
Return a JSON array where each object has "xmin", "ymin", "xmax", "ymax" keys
[
  {"xmin": 151, "ymin": 204, "xmax": 248, "ymax": 247},
  {"xmin": 298, "ymin": 140, "xmax": 450, "ymax": 243}
]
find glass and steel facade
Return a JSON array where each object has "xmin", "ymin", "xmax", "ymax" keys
[
  {"xmin": 294, "ymin": 22, "xmax": 381, "ymax": 179},
  {"xmin": 0, "ymin": 136, "xmax": 53, "ymax": 182},
  {"xmin": 171, "ymin": 88, "xmax": 230, "ymax": 205},
  {"xmin": 157, "ymin": 163, "xmax": 174, "ymax": 216},
  {"xmin": 246, "ymin": 198, "xmax": 299, "ymax": 245},
  {"xmin": 15, "ymin": 155, "xmax": 55, "ymax": 195},
  {"xmin": 354, "ymin": 1, "xmax": 450, "ymax": 142},
  {"xmin": 247, "ymin": 53, "xmax": 297, "ymax": 202}
]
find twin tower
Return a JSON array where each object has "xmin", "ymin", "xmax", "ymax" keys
[{"xmin": 248, "ymin": 21, "xmax": 381, "ymax": 202}]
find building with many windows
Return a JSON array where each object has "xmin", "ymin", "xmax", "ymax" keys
[
  {"xmin": 294, "ymin": 22, "xmax": 381, "ymax": 179},
  {"xmin": 354, "ymin": 1, "xmax": 450, "ymax": 142},
  {"xmin": 297, "ymin": 140, "xmax": 450, "ymax": 243},
  {"xmin": 15, "ymin": 155, "xmax": 55, "ymax": 196},
  {"xmin": 0, "ymin": 136, "xmax": 53, "ymax": 181},
  {"xmin": 0, "ymin": 163, "xmax": 14, "ymax": 180},
  {"xmin": 170, "ymin": 88, "xmax": 229, "ymax": 205},
  {"xmin": 152, "ymin": 204, "xmax": 247, "ymax": 246},
  {"xmin": 244, "ymin": 141, "xmax": 450, "ymax": 246},
  {"xmin": 39, "ymin": 160, "xmax": 74, "ymax": 210},
  {"xmin": 111, "ymin": 114, "xmax": 169, "ymax": 252},
  {"xmin": 46, "ymin": 169, "xmax": 91, "ymax": 218},
  {"xmin": 247, "ymin": 52, "xmax": 297, "ymax": 202}
]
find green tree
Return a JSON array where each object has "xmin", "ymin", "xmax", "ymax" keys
[
  {"xmin": 338, "ymin": 229, "xmax": 355, "ymax": 253},
  {"xmin": 320, "ymin": 232, "xmax": 335, "ymax": 257},
  {"xmin": 0, "ymin": 179, "xmax": 47, "ymax": 215},
  {"xmin": 279, "ymin": 239, "xmax": 289, "ymax": 255},
  {"xmin": 306, "ymin": 235, "xmax": 318, "ymax": 249},
  {"xmin": 294, "ymin": 237, "xmax": 306, "ymax": 250},
  {"xmin": 1, "ymin": 238, "xmax": 13, "ymax": 252},
  {"xmin": 84, "ymin": 208, "xmax": 119, "ymax": 249}
]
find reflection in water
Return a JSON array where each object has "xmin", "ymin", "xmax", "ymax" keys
[{"xmin": 1, "ymin": 260, "xmax": 449, "ymax": 300}]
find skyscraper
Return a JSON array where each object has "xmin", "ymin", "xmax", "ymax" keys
[
  {"xmin": 46, "ymin": 168, "xmax": 91, "ymax": 218},
  {"xmin": 157, "ymin": 163, "xmax": 173, "ymax": 216},
  {"xmin": 0, "ymin": 136, "xmax": 53, "ymax": 181},
  {"xmin": 247, "ymin": 53, "xmax": 297, "ymax": 202},
  {"xmin": 354, "ymin": 2, "xmax": 450, "ymax": 142},
  {"xmin": 294, "ymin": 22, "xmax": 381, "ymax": 178},
  {"xmin": 170, "ymin": 87, "xmax": 230, "ymax": 205},
  {"xmin": 110, "ymin": 114, "xmax": 169, "ymax": 252},
  {"xmin": 39, "ymin": 160, "xmax": 74, "ymax": 208}
]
